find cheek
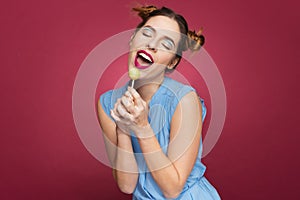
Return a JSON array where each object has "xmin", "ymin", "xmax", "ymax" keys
[
  {"xmin": 157, "ymin": 52, "xmax": 175, "ymax": 64},
  {"xmin": 130, "ymin": 34, "xmax": 146, "ymax": 49}
]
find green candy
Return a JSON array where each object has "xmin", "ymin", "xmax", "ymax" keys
[{"xmin": 128, "ymin": 67, "xmax": 140, "ymax": 80}]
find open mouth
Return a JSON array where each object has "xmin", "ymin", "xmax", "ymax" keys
[{"xmin": 134, "ymin": 50, "xmax": 154, "ymax": 69}]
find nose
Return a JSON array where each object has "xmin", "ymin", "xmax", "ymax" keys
[
  {"xmin": 147, "ymin": 44, "xmax": 157, "ymax": 53},
  {"xmin": 146, "ymin": 39, "xmax": 158, "ymax": 53}
]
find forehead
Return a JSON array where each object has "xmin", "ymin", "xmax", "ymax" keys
[{"xmin": 144, "ymin": 15, "xmax": 181, "ymax": 42}]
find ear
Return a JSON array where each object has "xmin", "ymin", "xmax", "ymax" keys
[{"xmin": 167, "ymin": 57, "xmax": 180, "ymax": 70}]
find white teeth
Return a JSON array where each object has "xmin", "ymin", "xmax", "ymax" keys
[{"xmin": 138, "ymin": 52, "xmax": 152, "ymax": 63}]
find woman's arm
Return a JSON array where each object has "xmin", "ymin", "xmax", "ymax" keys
[
  {"xmin": 97, "ymin": 101, "xmax": 138, "ymax": 194},
  {"xmin": 114, "ymin": 128, "xmax": 138, "ymax": 194},
  {"xmin": 114, "ymin": 88, "xmax": 202, "ymax": 199},
  {"xmin": 140, "ymin": 92, "xmax": 202, "ymax": 199}
]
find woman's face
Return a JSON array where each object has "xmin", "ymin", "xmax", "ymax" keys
[{"xmin": 128, "ymin": 15, "xmax": 181, "ymax": 82}]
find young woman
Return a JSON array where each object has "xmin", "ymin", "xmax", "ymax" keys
[{"xmin": 98, "ymin": 6, "xmax": 221, "ymax": 200}]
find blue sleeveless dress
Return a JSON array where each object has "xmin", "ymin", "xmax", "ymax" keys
[{"xmin": 100, "ymin": 77, "xmax": 221, "ymax": 200}]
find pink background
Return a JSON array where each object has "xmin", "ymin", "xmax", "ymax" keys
[{"xmin": 1, "ymin": 0, "xmax": 299, "ymax": 199}]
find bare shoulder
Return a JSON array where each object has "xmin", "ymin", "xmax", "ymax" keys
[
  {"xmin": 170, "ymin": 91, "xmax": 202, "ymax": 139},
  {"xmin": 180, "ymin": 91, "xmax": 202, "ymax": 108},
  {"xmin": 173, "ymin": 91, "xmax": 202, "ymax": 120}
]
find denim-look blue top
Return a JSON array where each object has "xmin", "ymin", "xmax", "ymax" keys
[{"xmin": 100, "ymin": 77, "xmax": 221, "ymax": 200}]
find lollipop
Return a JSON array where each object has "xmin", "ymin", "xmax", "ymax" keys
[{"xmin": 128, "ymin": 67, "xmax": 140, "ymax": 87}]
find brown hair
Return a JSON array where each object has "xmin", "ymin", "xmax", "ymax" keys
[{"xmin": 132, "ymin": 6, "xmax": 205, "ymax": 68}]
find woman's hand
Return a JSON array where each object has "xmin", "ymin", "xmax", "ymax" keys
[{"xmin": 111, "ymin": 87, "xmax": 150, "ymax": 135}]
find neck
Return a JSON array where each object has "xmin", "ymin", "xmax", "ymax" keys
[{"xmin": 134, "ymin": 76, "xmax": 165, "ymax": 103}]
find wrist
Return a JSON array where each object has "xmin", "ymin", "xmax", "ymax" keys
[
  {"xmin": 117, "ymin": 130, "xmax": 133, "ymax": 150},
  {"xmin": 133, "ymin": 123, "xmax": 154, "ymax": 139},
  {"xmin": 117, "ymin": 128, "xmax": 131, "ymax": 139}
]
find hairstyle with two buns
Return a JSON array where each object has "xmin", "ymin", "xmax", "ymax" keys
[{"xmin": 132, "ymin": 5, "xmax": 205, "ymax": 68}]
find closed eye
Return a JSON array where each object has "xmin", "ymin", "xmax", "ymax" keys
[
  {"xmin": 162, "ymin": 39, "xmax": 174, "ymax": 50},
  {"xmin": 142, "ymin": 27, "xmax": 153, "ymax": 37}
]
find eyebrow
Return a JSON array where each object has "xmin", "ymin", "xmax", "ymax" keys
[{"xmin": 143, "ymin": 25, "xmax": 176, "ymax": 47}]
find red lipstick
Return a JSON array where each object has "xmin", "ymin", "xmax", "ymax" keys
[{"xmin": 134, "ymin": 50, "xmax": 154, "ymax": 69}]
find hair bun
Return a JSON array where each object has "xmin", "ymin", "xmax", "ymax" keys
[
  {"xmin": 187, "ymin": 28, "xmax": 205, "ymax": 51},
  {"xmin": 132, "ymin": 6, "xmax": 157, "ymax": 20}
]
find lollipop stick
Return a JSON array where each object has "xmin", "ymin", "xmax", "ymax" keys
[{"xmin": 131, "ymin": 80, "xmax": 135, "ymax": 88}]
